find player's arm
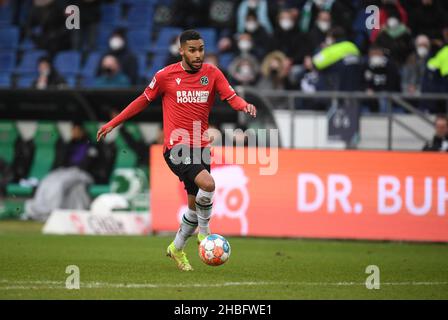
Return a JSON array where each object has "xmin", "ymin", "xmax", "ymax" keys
[
  {"xmin": 214, "ymin": 68, "xmax": 257, "ymax": 118},
  {"xmin": 97, "ymin": 72, "xmax": 162, "ymax": 141},
  {"xmin": 96, "ymin": 93, "xmax": 150, "ymax": 141}
]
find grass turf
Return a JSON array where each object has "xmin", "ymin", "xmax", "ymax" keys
[{"xmin": 0, "ymin": 220, "xmax": 447, "ymax": 299}]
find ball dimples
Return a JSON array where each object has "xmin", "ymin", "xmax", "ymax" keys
[{"xmin": 199, "ymin": 234, "xmax": 231, "ymax": 266}]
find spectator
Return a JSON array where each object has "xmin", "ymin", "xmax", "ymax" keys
[
  {"xmin": 237, "ymin": 0, "xmax": 273, "ymax": 34},
  {"xmin": 375, "ymin": 12, "xmax": 413, "ymax": 66},
  {"xmin": 243, "ymin": 12, "xmax": 271, "ymax": 60},
  {"xmin": 208, "ymin": 0, "xmax": 238, "ymax": 32},
  {"xmin": 257, "ymin": 50, "xmax": 290, "ymax": 90},
  {"xmin": 227, "ymin": 35, "xmax": 260, "ymax": 86},
  {"xmin": 32, "ymin": 56, "xmax": 67, "ymax": 89},
  {"xmin": 409, "ymin": 0, "xmax": 447, "ymax": 41},
  {"xmin": 363, "ymin": 45, "xmax": 401, "ymax": 113},
  {"xmin": 94, "ymin": 55, "xmax": 131, "ymax": 88},
  {"xmin": 25, "ymin": 0, "xmax": 71, "ymax": 56},
  {"xmin": 270, "ymin": 9, "xmax": 311, "ymax": 65},
  {"xmin": 165, "ymin": 36, "xmax": 181, "ymax": 66},
  {"xmin": 106, "ymin": 29, "xmax": 139, "ymax": 85},
  {"xmin": 422, "ymin": 114, "xmax": 448, "ymax": 151},
  {"xmin": 308, "ymin": 10, "xmax": 332, "ymax": 53},
  {"xmin": 402, "ymin": 35, "xmax": 431, "ymax": 94},
  {"xmin": 23, "ymin": 121, "xmax": 98, "ymax": 221}
]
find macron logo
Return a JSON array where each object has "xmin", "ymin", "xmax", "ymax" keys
[{"xmin": 176, "ymin": 78, "xmax": 181, "ymax": 85}]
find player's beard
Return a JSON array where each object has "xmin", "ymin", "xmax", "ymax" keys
[{"xmin": 185, "ymin": 57, "xmax": 203, "ymax": 72}]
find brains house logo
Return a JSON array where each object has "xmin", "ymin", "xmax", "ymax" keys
[
  {"xmin": 177, "ymin": 165, "xmax": 250, "ymax": 235},
  {"xmin": 200, "ymin": 76, "xmax": 209, "ymax": 86}
]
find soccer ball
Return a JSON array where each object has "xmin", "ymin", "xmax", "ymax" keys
[{"xmin": 199, "ymin": 234, "xmax": 231, "ymax": 266}]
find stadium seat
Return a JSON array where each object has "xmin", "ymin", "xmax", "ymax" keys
[
  {"xmin": 96, "ymin": 27, "xmax": 113, "ymax": 51},
  {"xmin": 0, "ymin": 51, "xmax": 15, "ymax": 73},
  {"xmin": 196, "ymin": 28, "xmax": 217, "ymax": 53},
  {"xmin": 7, "ymin": 122, "xmax": 60, "ymax": 196},
  {"xmin": 150, "ymin": 27, "xmax": 182, "ymax": 54},
  {"xmin": 54, "ymin": 51, "xmax": 81, "ymax": 76},
  {"xmin": 125, "ymin": 4, "xmax": 154, "ymax": 29},
  {"xmin": 0, "ymin": 5, "xmax": 12, "ymax": 25},
  {"xmin": 128, "ymin": 30, "xmax": 152, "ymax": 52},
  {"xmin": 0, "ymin": 73, "xmax": 11, "ymax": 87},
  {"xmin": 0, "ymin": 26, "xmax": 19, "ymax": 50},
  {"xmin": 81, "ymin": 51, "xmax": 103, "ymax": 78},
  {"xmin": 15, "ymin": 50, "xmax": 46, "ymax": 75},
  {"xmin": 80, "ymin": 76, "xmax": 96, "ymax": 88},
  {"xmin": 19, "ymin": 37, "xmax": 36, "ymax": 51},
  {"xmin": 147, "ymin": 53, "xmax": 168, "ymax": 78},
  {"xmin": 136, "ymin": 53, "xmax": 148, "ymax": 78},
  {"xmin": 16, "ymin": 74, "xmax": 36, "ymax": 88},
  {"xmin": 0, "ymin": 120, "xmax": 19, "ymax": 165},
  {"xmin": 100, "ymin": 3, "xmax": 121, "ymax": 26}
]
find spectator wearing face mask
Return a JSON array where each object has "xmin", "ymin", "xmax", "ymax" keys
[
  {"xmin": 402, "ymin": 35, "xmax": 432, "ymax": 94},
  {"xmin": 257, "ymin": 51, "xmax": 290, "ymax": 90},
  {"xmin": 375, "ymin": 14, "xmax": 413, "ymax": 66},
  {"xmin": 228, "ymin": 35, "xmax": 260, "ymax": 86},
  {"xmin": 32, "ymin": 56, "xmax": 67, "ymax": 89},
  {"xmin": 243, "ymin": 12, "xmax": 271, "ymax": 60},
  {"xmin": 94, "ymin": 55, "xmax": 131, "ymax": 88},
  {"xmin": 270, "ymin": 9, "xmax": 311, "ymax": 65},
  {"xmin": 308, "ymin": 10, "xmax": 332, "ymax": 53},
  {"xmin": 106, "ymin": 29, "xmax": 139, "ymax": 85},
  {"xmin": 363, "ymin": 45, "xmax": 401, "ymax": 113},
  {"xmin": 422, "ymin": 114, "xmax": 448, "ymax": 151},
  {"xmin": 237, "ymin": 0, "xmax": 273, "ymax": 35}
]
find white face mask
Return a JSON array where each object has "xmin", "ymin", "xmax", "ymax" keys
[
  {"xmin": 369, "ymin": 55, "xmax": 386, "ymax": 67},
  {"xmin": 238, "ymin": 40, "xmax": 252, "ymax": 52},
  {"xmin": 387, "ymin": 17, "xmax": 399, "ymax": 29},
  {"xmin": 416, "ymin": 46, "xmax": 429, "ymax": 58},
  {"xmin": 170, "ymin": 44, "xmax": 179, "ymax": 55},
  {"xmin": 279, "ymin": 19, "xmax": 294, "ymax": 31},
  {"xmin": 109, "ymin": 36, "xmax": 125, "ymax": 51},
  {"xmin": 239, "ymin": 64, "xmax": 252, "ymax": 77},
  {"xmin": 314, "ymin": 0, "xmax": 326, "ymax": 7},
  {"xmin": 316, "ymin": 20, "xmax": 330, "ymax": 32},
  {"xmin": 246, "ymin": 20, "xmax": 258, "ymax": 33}
]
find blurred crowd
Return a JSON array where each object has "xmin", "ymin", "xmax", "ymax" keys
[{"xmin": 0, "ymin": 0, "xmax": 448, "ymax": 113}]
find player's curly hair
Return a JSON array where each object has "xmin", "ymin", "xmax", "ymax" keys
[{"xmin": 180, "ymin": 29, "xmax": 202, "ymax": 45}]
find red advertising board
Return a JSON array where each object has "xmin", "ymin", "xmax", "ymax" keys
[{"xmin": 150, "ymin": 145, "xmax": 448, "ymax": 242}]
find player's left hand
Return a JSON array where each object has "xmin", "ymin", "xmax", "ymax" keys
[{"xmin": 244, "ymin": 104, "xmax": 257, "ymax": 118}]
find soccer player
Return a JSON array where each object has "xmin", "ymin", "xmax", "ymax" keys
[{"xmin": 97, "ymin": 29, "xmax": 257, "ymax": 271}]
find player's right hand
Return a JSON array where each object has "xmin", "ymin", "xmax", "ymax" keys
[{"xmin": 96, "ymin": 125, "xmax": 113, "ymax": 141}]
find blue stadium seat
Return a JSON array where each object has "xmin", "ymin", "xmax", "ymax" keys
[
  {"xmin": 147, "ymin": 53, "xmax": 168, "ymax": 78},
  {"xmin": 151, "ymin": 27, "xmax": 182, "ymax": 54},
  {"xmin": 15, "ymin": 50, "xmax": 47, "ymax": 75},
  {"xmin": 125, "ymin": 4, "xmax": 154, "ymax": 29},
  {"xmin": 17, "ymin": 74, "xmax": 36, "ymax": 88},
  {"xmin": 136, "ymin": 53, "xmax": 147, "ymax": 78},
  {"xmin": 0, "ymin": 27, "xmax": 19, "ymax": 50},
  {"xmin": 0, "ymin": 73, "xmax": 11, "ymax": 87},
  {"xmin": 100, "ymin": 4, "xmax": 121, "ymax": 26},
  {"xmin": 96, "ymin": 26, "xmax": 113, "ymax": 51},
  {"xmin": 19, "ymin": 37, "xmax": 36, "ymax": 50},
  {"xmin": 0, "ymin": 51, "xmax": 16, "ymax": 73},
  {"xmin": 80, "ymin": 76, "xmax": 96, "ymax": 88},
  {"xmin": 54, "ymin": 51, "xmax": 81, "ymax": 76},
  {"xmin": 197, "ymin": 28, "xmax": 217, "ymax": 53},
  {"xmin": 65, "ymin": 76, "xmax": 77, "ymax": 88},
  {"xmin": 219, "ymin": 52, "xmax": 235, "ymax": 70},
  {"xmin": 128, "ymin": 30, "xmax": 152, "ymax": 52},
  {"xmin": 81, "ymin": 51, "xmax": 103, "ymax": 78},
  {"xmin": 0, "ymin": 5, "xmax": 12, "ymax": 25}
]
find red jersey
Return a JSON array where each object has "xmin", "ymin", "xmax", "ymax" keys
[{"xmin": 143, "ymin": 62, "xmax": 237, "ymax": 149}]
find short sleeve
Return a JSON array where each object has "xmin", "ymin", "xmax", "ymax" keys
[
  {"xmin": 214, "ymin": 67, "xmax": 236, "ymax": 101},
  {"xmin": 143, "ymin": 69, "xmax": 164, "ymax": 101}
]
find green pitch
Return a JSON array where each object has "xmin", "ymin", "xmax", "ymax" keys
[{"xmin": 0, "ymin": 220, "xmax": 447, "ymax": 299}]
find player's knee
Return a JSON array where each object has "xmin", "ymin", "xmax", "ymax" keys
[{"xmin": 201, "ymin": 178, "xmax": 215, "ymax": 193}]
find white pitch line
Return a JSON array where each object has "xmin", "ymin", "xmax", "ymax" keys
[{"xmin": 1, "ymin": 279, "xmax": 448, "ymax": 290}]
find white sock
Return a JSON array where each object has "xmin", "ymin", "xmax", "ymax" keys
[
  {"xmin": 195, "ymin": 189, "xmax": 214, "ymax": 235},
  {"xmin": 174, "ymin": 209, "xmax": 198, "ymax": 250}
]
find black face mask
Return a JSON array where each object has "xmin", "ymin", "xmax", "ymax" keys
[
  {"xmin": 102, "ymin": 67, "xmax": 114, "ymax": 76},
  {"xmin": 270, "ymin": 68, "xmax": 279, "ymax": 77}
]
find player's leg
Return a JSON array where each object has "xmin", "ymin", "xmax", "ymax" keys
[
  {"xmin": 173, "ymin": 192, "xmax": 199, "ymax": 251},
  {"xmin": 194, "ymin": 169, "xmax": 215, "ymax": 241}
]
